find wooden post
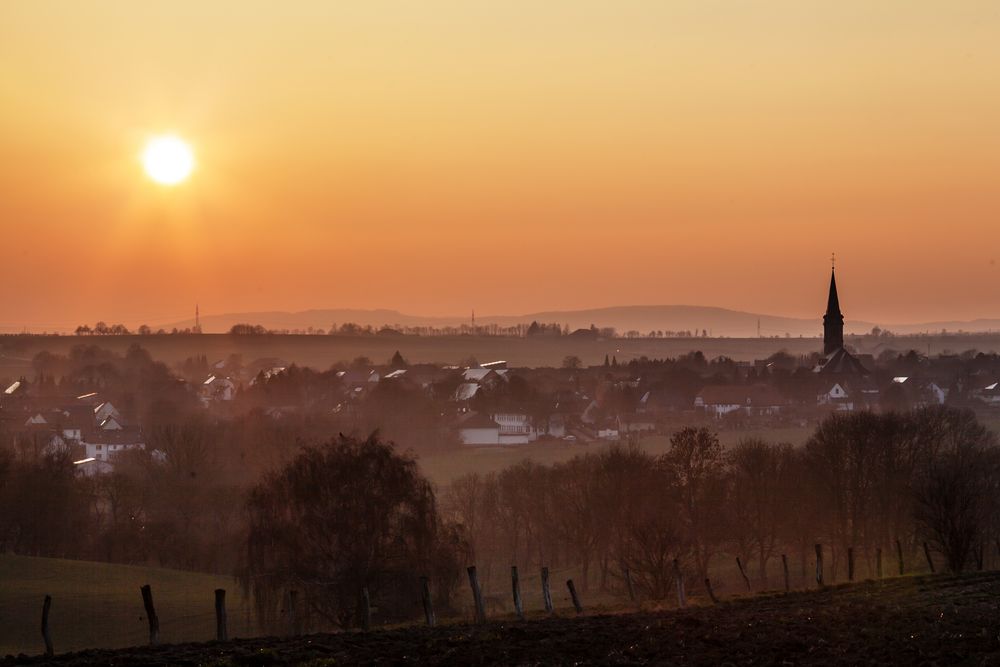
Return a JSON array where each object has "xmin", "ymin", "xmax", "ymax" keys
[
  {"xmin": 923, "ymin": 542, "xmax": 935, "ymax": 573},
  {"xmin": 41, "ymin": 595, "xmax": 53, "ymax": 657},
  {"xmin": 896, "ymin": 539, "xmax": 905, "ymax": 575},
  {"xmin": 704, "ymin": 578, "xmax": 719, "ymax": 604},
  {"xmin": 140, "ymin": 584, "xmax": 159, "ymax": 645},
  {"xmin": 566, "ymin": 579, "xmax": 583, "ymax": 613},
  {"xmin": 467, "ymin": 566, "xmax": 486, "ymax": 623},
  {"xmin": 215, "ymin": 589, "xmax": 228, "ymax": 641},
  {"xmin": 876, "ymin": 548, "xmax": 883, "ymax": 580},
  {"xmin": 541, "ymin": 567, "xmax": 554, "ymax": 614},
  {"xmin": 288, "ymin": 590, "xmax": 300, "ymax": 636},
  {"xmin": 847, "ymin": 547, "xmax": 855, "ymax": 582},
  {"xmin": 975, "ymin": 543, "xmax": 984, "ymax": 571},
  {"xmin": 814, "ymin": 544, "xmax": 824, "ymax": 587},
  {"xmin": 360, "ymin": 586, "xmax": 371, "ymax": 631},
  {"xmin": 420, "ymin": 576, "xmax": 436, "ymax": 627},
  {"xmin": 781, "ymin": 554, "xmax": 790, "ymax": 592},
  {"xmin": 510, "ymin": 567, "xmax": 524, "ymax": 621},
  {"xmin": 624, "ymin": 568, "xmax": 637, "ymax": 606},
  {"xmin": 736, "ymin": 556, "xmax": 751, "ymax": 592},
  {"xmin": 673, "ymin": 559, "xmax": 686, "ymax": 608}
]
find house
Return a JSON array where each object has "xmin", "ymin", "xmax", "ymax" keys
[
  {"xmin": 94, "ymin": 401, "xmax": 122, "ymax": 423},
  {"xmin": 199, "ymin": 376, "xmax": 236, "ymax": 405},
  {"xmin": 457, "ymin": 412, "xmax": 500, "ymax": 446},
  {"xmin": 695, "ymin": 385, "xmax": 785, "ymax": 418},
  {"xmin": 81, "ymin": 427, "xmax": 146, "ymax": 462},
  {"xmin": 493, "ymin": 413, "xmax": 536, "ymax": 444},
  {"xmin": 817, "ymin": 382, "xmax": 856, "ymax": 411}
]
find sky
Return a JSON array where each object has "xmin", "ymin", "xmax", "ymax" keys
[{"xmin": 1, "ymin": 1, "xmax": 999, "ymax": 332}]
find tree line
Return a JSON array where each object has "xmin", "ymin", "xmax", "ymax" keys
[{"xmin": 444, "ymin": 407, "xmax": 1000, "ymax": 600}]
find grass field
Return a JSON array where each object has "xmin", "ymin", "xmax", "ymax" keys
[
  {"xmin": 0, "ymin": 555, "xmax": 253, "ymax": 658},
  {"xmin": 417, "ymin": 426, "xmax": 815, "ymax": 488}
]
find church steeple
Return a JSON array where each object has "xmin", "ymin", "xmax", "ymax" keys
[{"xmin": 823, "ymin": 263, "xmax": 844, "ymax": 355}]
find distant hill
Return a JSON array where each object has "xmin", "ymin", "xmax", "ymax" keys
[
  {"xmin": 163, "ymin": 305, "xmax": 834, "ymax": 337},
  {"xmin": 155, "ymin": 304, "xmax": 1000, "ymax": 338}
]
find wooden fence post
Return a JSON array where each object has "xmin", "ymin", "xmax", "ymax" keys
[
  {"xmin": 736, "ymin": 557, "xmax": 751, "ymax": 592},
  {"xmin": 140, "ymin": 585, "xmax": 159, "ymax": 645},
  {"xmin": 421, "ymin": 576, "xmax": 436, "ymax": 627},
  {"xmin": 923, "ymin": 542, "xmax": 935, "ymax": 573},
  {"xmin": 215, "ymin": 589, "xmax": 228, "ymax": 641},
  {"xmin": 510, "ymin": 567, "xmax": 524, "ymax": 621},
  {"xmin": 566, "ymin": 579, "xmax": 583, "ymax": 613},
  {"xmin": 467, "ymin": 566, "xmax": 486, "ymax": 624},
  {"xmin": 624, "ymin": 568, "xmax": 637, "ymax": 606},
  {"xmin": 896, "ymin": 539, "xmax": 905, "ymax": 575},
  {"xmin": 704, "ymin": 578, "xmax": 719, "ymax": 604},
  {"xmin": 288, "ymin": 590, "xmax": 301, "ymax": 636},
  {"xmin": 41, "ymin": 595, "xmax": 53, "ymax": 657},
  {"xmin": 673, "ymin": 559, "xmax": 686, "ymax": 608},
  {"xmin": 975, "ymin": 543, "xmax": 984, "ymax": 571},
  {"xmin": 541, "ymin": 567, "xmax": 554, "ymax": 614},
  {"xmin": 814, "ymin": 544, "xmax": 824, "ymax": 587},
  {"xmin": 876, "ymin": 548, "xmax": 883, "ymax": 580},
  {"xmin": 781, "ymin": 554, "xmax": 790, "ymax": 592},
  {"xmin": 360, "ymin": 587, "xmax": 371, "ymax": 631},
  {"xmin": 847, "ymin": 547, "xmax": 855, "ymax": 582}
]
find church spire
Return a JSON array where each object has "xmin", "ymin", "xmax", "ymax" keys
[{"xmin": 823, "ymin": 262, "xmax": 844, "ymax": 355}]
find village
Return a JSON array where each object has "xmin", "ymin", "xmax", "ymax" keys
[{"xmin": 3, "ymin": 270, "xmax": 1000, "ymax": 476}]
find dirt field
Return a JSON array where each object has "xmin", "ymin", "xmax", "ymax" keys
[{"xmin": 9, "ymin": 571, "xmax": 1000, "ymax": 666}]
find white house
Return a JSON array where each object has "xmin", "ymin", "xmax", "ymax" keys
[
  {"xmin": 457, "ymin": 412, "xmax": 500, "ymax": 446},
  {"xmin": 494, "ymin": 413, "xmax": 536, "ymax": 445},
  {"xmin": 818, "ymin": 382, "xmax": 855, "ymax": 411},
  {"xmin": 81, "ymin": 428, "xmax": 146, "ymax": 462},
  {"xmin": 695, "ymin": 386, "xmax": 785, "ymax": 418},
  {"xmin": 199, "ymin": 376, "xmax": 236, "ymax": 405}
]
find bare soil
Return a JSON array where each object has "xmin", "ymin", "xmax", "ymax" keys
[{"xmin": 8, "ymin": 572, "xmax": 1000, "ymax": 666}]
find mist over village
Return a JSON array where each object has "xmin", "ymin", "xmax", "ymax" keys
[{"xmin": 3, "ymin": 2, "xmax": 1000, "ymax": 665}]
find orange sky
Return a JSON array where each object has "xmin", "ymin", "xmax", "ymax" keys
[{"xmin": 1, "ymin": 1, "xmax": 999, "ymax": 332}]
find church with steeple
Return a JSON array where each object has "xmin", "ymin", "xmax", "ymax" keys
[{"xmin": 814, "ymin": 263, "xmax": 869, "ymax": 375}]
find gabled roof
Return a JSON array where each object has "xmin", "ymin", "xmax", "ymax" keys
[
  {"xmin": 457, "ymin": 412, "xmax": 499, "ymax": 429},
  {"xmin": 453, "ymin": 383, "xmax": 480, "ymax": 401},
  {"xmin": 813, "ymin": 348, "xmax": 870, "ymax": 375}
]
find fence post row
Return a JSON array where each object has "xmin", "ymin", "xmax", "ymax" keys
[
  {"xmin": 215, "ymin": 589, "xmax": 227, "ymax": 642},
  {"xmin": 467, "ymin": 566, "xmax": 486, "ymax": 624},
  {"xmin": 510, "ymin": 566, "xmax": 524, "ymax": 621},
  {"xmin": 41, "ymin": 595, "xmax": 53, "ymax": 657},
  {"xmin": 421, "ymin": 576, "xmax": 436, "ymax": 627},
  {"xmin": 566, "ymin": 579, "xmax": 584, "ymax": 614},
  {"xmin": 139, "ymin": 585, "xmax": 160, "ymax": 645},
  {"xmin": 541, "ymin": 567, "xmax": 554, "ymax": 614}
]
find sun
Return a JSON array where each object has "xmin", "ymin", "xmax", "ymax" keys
[{"xmin": 142, "ymin": 135, "xmax": 194, "ymax": 185}]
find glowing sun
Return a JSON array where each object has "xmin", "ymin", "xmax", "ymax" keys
[{"xmin": 142, "ymin": 135, "xmax": 194, "ymax": 185}]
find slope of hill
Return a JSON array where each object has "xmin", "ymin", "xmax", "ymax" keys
[
  {"xmin": 11, "ymin": 571, "xmax": 1000, "ymax": 665},
  {"xmin": 163, "ymin": 305, "xmax": 1000, "ymax": 338},
  {"xmin": 164, "ymin": 305, "xmax": 862, "ymax": 338},
  {"xmin": 0, "ymin": 555, "xmax": 252, "ymax": 657}
]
